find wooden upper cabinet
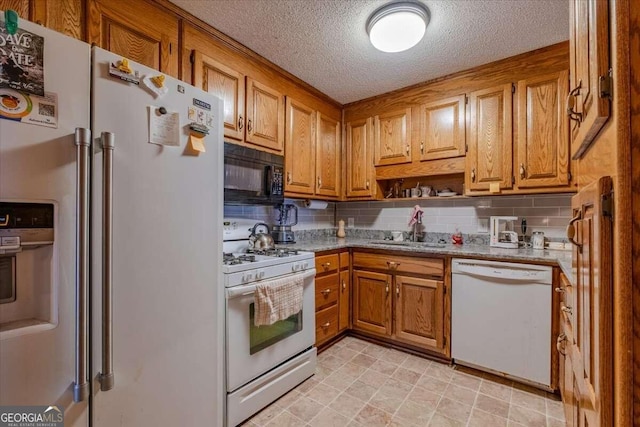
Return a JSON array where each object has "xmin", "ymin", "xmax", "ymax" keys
[
  {"xmin": 418, "ymin": 95, "xmax": 466, "ymax": 161},
  {"xmin": 1, "ymin": 0, "xmax": 83, "ymax": 39},
  {"xmin": 246, "ymin": 77, "xmax": 284, "ymax": 152},
  {"xmin": 516, "ymin": 71, "xmax": 570, "ymax": 188},
  {"xmin": 284, "ymin": 97, "xmax": 316, "ymax": 195},
  {"xmin": 394, "ymin": 275, "xmax": 445, "ymax": 352},
  {"xmin": 352, "ymin": 270, "xmax": 392, "ymax": 336},
  {"xmin": 466, "ymin": 84, "xmax": 513, "ymax": 192},
  {"xmin": 316, "ymin": 114, "xmax": 341, "ymax": 198},
  {"xmin": 374, "ymin": 108, "xmax": 412, "ymax": 166},
  {"xmin": 192, "ymin": 51, "xmax": 245, "ymax": 141},
  {"xmin": 87, "ymin": 0, "xmax": 179, "ymax": 77},
  {"xmin": 346, "ymin": 118, "xmax": 375, "ymax": 198},
  {"xmin": 568, "ymin": 0, "xmax": 610, "ymax": 159}
]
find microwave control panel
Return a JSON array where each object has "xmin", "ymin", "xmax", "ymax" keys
[{"xmin": 271, "ymin": 166, "xmax": 284, "ymax": 195}]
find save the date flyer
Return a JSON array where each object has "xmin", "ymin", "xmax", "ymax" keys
[{"xmin": 0, "ymin": 21, "xmax": 45, "ymax": 96}]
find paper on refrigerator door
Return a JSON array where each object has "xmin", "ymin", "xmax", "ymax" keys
[{"xmin": 148, "ymin": 106, "xmax": 180, "ymax": 146}]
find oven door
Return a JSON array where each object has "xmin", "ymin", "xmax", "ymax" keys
[{"xmin": 226, "ymin": 269, "xmax": 315, "ymax": 392}]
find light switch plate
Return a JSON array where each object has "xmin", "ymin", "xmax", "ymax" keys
[
  {"xmin": 347, "ymin": 218, "xmax": 355, "ymax": 228},
  {"xmin": 477, "ymin": 218, "xmax": 489, "ymax": 233}
]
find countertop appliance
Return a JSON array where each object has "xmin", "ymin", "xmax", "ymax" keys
[
  {"xmin": 451, "ymin": 259, "xmax": 552, "ymax": 389},
  {"xmin": 223, "ymin": 218, "xmax": 316, "ymax": 427},
  {"xmin": 1, "ymin": 16, "xmax": 224, "ymax": 426},
  {"xmin": 223, "ymin": 142, "xmax": 284, "ymax": 205},
  {"xmin": 272, "ymin": 203, "xmax": 298, "ymax": 244},
  {"xmin": 490, "ymin": 216, "xmax": 520, "ymax": 248}
]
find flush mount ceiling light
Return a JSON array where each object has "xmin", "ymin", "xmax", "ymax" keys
[{"xmin": 367, "ymin": 2, "xmax": 430, "ymax": 53}]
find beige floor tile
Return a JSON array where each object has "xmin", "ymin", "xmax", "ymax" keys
[
  {"xmin": 435, "ymin": 397, "xmax": 472, "ymax": 423},
  {"xmin": 249, "ymin": 404, "xmax": 284, "ymax": 426},
  {"xmin": 369, "ymin": 389, "xmax": 405, "ymax": 414},
  {"xmin": 347, "ymin": 420, "xmax": 366, "ymax": 427},
  {"xmin": 428, "ymin": 413, "xmax": 465, "ymax": 427},
  {"xmin": 336, "ymin": 361, "xmax": 368, "ymax": 379},
  {"xmin": 265, "ymin": 410, "xmax": 307, "ymax": 427},
  {"xmin": 333, "ymin": 346, "xmax": 359, "ymax": 363},
  {"xmin": 545, "ymin": 398, "xmax": 565, "ymax": 421},
  {"xmin": 546, "ymin": 416, "xmax": 566, "ymax": 427},
  {"xmin": 389, "ymin": 415, "xmax": 422, "ymax": 427},
  {"xmin": 352, "ymin": 353, "xmax": 378, "ymax": 367},
  {"xmin": 478, "ymin": 380, "xmax": 512, "ymax": 402},
  {"xmin": 308, "ymin": 407, "xmax": 351, "ymax": 427},
  {"xmin": 287, "ymin": 396, "xmax": 325, "ymax": 420},
  {"xmin": 275, "ymin": 389, "xmax": 303, "ymax": 408},
  {"xmin": 508, "ymin": 404, "xmax": 547, "ymax": 426},
  {"xmin": 467, "ymin": 408, "xmax": 508, "ymax": 427},
  {"xmin": 395, "ymin": 399, "xmax": 435, "ymax": 425},
  {"xmin": 370, "ymin": 359, "xmax": 400, "ymax": 376},
  {"xmin": 354, "ymin": 404, "xmax": 394, "ymax": 426},
  {"xmin": 401, "ymin": 354, "xmax": 432, "ymax": 374},
  {"xmin": 394, "ymin": 367, "xmax": 422, "ymax": 385},
  {"xmin": 307, "ymin": 382, "xmax": 341, "ymax": 406},
  {"xmin": 345, "ymin": 380, "xmax": 379, "ymax": 402},
  {"xmin": 319, "ymin": 354, "xmax": 345, "ymax": 371},
  {"xmin": 345, "ymin": 340, "xmax": 369, "ymax": 352},
  {"xmin": 362, "ymin": 343, "xmax": 388, "ymax": 358},
  {"xmin": 426, "ymin": 363, "xmax": 455, "ymax": 382},
  {"xmin": 511, "ymin": 389, "xmax": 547, "ymax": 414},
  {"xmin": 451, "ymin": 371, "xmax": 482, "ymax": 391},
  {"xmin": 380, "ymin": 348, "xmax": 409, "ymax": 365},
  {"xmin": 474, "ymin": 393, "xmax": 510, "ymax": 418},
  {"xmin": 330, "ymin": 391, "xmax": 367, "ymax": 419},
  {"xmin": 380, "ymin": 377, "xmax": 414, "ymax": 399},
  {"xmin": 443, "ymin": 383, "xmax": 477, "ymax": 405},
  {"xmin": 314, "ymin": 364, "xmax": 333, "ymax": 381},
  {"xmin": 296, "ymin": 377, "xmax": 321, "ymax": 394},
  {"xmin": 323, "ymin": 371, "xmax": 357, "ymax": 390},
  {"xmin": 507, "ymin": 422, "xmax": 527, "ymax": 427},
  {"xmin": 359, "ymin": 368, "xmax": 390, "ymax": 388},
  {"xmin": 406, "ymin": 386, "xmax": 441, "ymax": 411},
  {"xmin": 416, "ymin": 374, "xmax": 449, "ymax": 395}
]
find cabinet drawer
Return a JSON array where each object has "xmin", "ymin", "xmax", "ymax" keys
[
  {"xmin": 352, "ymin": 252, "xmax": 443, "ymax": 277},
  {"xmin": 339, "ymin": 251, "xmax": 349, "ymax": 270},
  {"xmin": 316, "ymin": 305, "xmax": 339, "ymax": 344},
  {"xmin": 315, "ymin": 274, "xmax": 339, "ymax": 310},
  {"xmin": 315, "ymin": 254, "xmax": 339, "ymax": 275}
]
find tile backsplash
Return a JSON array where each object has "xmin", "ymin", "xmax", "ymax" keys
[{"xmin": 224, "ymin": 194, "xmax": 572, "ymax": 239}]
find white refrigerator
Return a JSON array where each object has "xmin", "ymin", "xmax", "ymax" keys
[{"xmin": 0, "ymin": 16, "xmax": 224, "ymax": 427}]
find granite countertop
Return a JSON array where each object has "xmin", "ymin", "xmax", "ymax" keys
[{"xmin": 280, "ymin": 237, "xmax": 574, "ymax": 283}]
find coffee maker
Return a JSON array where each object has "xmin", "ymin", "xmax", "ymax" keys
[
  {"xmin": 272, "ymin": 203, "xmax": 298, "ymax": 244},
  {"xmin": 490, "ymin": 216, "xmax": 519, "ymax": 249}
]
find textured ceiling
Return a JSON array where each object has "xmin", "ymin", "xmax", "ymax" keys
[{"xmin": 171, "ymin": 0, "xmax": 569, "ymax": 104}]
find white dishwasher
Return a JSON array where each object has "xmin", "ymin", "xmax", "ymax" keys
[{"xmin": 451, "ymin": 258, "xmax": 552, "ymax": 389}]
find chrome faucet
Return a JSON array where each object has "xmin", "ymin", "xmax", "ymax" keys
[{"xmin": 412, "ymin": 211, "xmax": 423, "ymax": 242}]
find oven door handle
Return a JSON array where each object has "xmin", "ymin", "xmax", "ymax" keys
[{"xmin": 227, "ymin": 269, "xmax": 316, "ymax": 299}]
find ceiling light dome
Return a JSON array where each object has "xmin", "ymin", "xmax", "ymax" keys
[{"xmin": 367, "ymin": 2, "xmax": 430, "ymax": 53}]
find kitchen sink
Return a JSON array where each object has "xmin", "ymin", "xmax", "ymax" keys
[{"xmin": 369, "ymin": 240, "xmax": 445, "ymax": 248}]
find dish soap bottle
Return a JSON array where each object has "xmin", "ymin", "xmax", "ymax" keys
[
  {"xmin": 337, "ymin": 219, "xmax": 346, "ymax": 238},
  {"xmin": 452, "ymin": 228, "xmax": 463, "ymax": 245}
]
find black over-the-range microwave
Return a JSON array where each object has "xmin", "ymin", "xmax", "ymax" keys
[{"xmin": 223, "ymin": 142, "xmax": 284, "ymax": 205}]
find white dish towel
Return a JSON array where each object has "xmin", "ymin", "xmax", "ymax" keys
[{"xmin": 254, "ymin": 273, "xmax": 304, "ymax": 326}]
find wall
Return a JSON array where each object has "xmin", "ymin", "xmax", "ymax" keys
[{"xmin": 225, "ymin": 194, "xmax": 572, "ymax": 239}]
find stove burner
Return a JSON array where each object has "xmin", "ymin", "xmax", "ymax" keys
[
  {"xmin": 246, "ymin": 248, "xmax": 299, "ymax": 257},
  {"xmin": 222, "ymin": 253, "xmax": 258, "ymax": 265}
]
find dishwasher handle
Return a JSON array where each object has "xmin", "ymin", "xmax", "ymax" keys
[{"xmin": 452, "ymin": 259, "xmax": 552, "ymax": 284}]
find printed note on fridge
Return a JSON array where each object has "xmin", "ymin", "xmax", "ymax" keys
[{"xmin": 148, "ymin": 106, "xmax": 180, "ymax": 146}]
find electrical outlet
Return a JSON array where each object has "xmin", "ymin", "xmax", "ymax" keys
[
  {"xmin": 477, "ymin": 218, "xmax": 489, "ymax": 233},
  {"xmin": 347, "ymin": 217, "xmax": 355, "ymax": 228}
]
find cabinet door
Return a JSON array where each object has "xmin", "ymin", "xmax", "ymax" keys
[
  {"xmin": 569, "ymin": 0, "xmax": 610, "ymax": 159},
  {"xmin": 352, "ymin": 270, "xmax": 391, "ymax": 337},
  {"xmin": 87, "ymin": 0, "xmax": 179, "ymax": 77},
  {"xmin": 419, "ymin": 95, "xmax": 466, "ymax": 161},
  {"xmin": 246, "ymin": 78, "xmax": 284, "ymax": 152},
  {"xmin": 374, "ymin": 108, "xmax": 412, "ymax": 166},
  {"xmin": 338, "ymin": 270, "xmax": 350, "ymax": 332},
  {"xmin": 346, "ymin": 118, "xmax": 374, "ymax": 198},
  {"xmin": 516, "ymin": 71, "xmax": 570, "ymax": 188},
  {"xmin": 284, "ymin": 97, "xmax": 315, "ymax": 195},
  {"xmin": 394, "ymin": 275, "xmax": 445, "ymax": 353},
  {"xmin": 316, "ymin": 113, "xmax": 341, "ymax": 198},
  {"xmin": 570, "ymin": 176, "xmax": 613, "ymax": 426},
  {"xmin": 466, "ymin": 84, "xmax": 513, "ymax": 192},
  {"xmin": 192, "ymin": 51, "xmax": 245, "ymax": 141},
  {"xmin": 0, "ymin": 0, "xmax": 29, "ymax": 17}
]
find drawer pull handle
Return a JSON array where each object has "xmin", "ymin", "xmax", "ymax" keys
[
  {"xmin": 322, "ymin": 322, "xmax": 331, "ymax": 328},
  {"xmin": 385, "ymin": 283, "xmax": 389, "ymax": 294},
  {"xmin": 556, "ymin": 333, "xmax": 567, "ymax": 355},
  {"xmin": 471, "ymin": 168, "xmax": 476, "ymax": 182},
  {"xmin": 396, "ymin": 285, "xmax": 400, "ymax": 297},
  {"xmin": 561, "ymin": 304, "xmax": 572, "ymax": 315},
  {"xmin": 554, "ymin": 287, "xmax": 565, "ymax": 293},
  {"xmin": 566, "ymin": 212, "xmax": 582, "ymax": 252},
  {"xmin": 322, "ymin": 262, "xmax": 331, "ymax": 269},
  {"xmin": 238, "ymin": 115, "xmax": 244, "ymax": 130},
  {"xmin": 321, "ymin": 289, "xmax": 331, "ymax": 295},
  {"xmin": 566, "ymin": 82, "xmax": 583, "ymax": 122},
  {"xmin": 342, "ymin": 280, "xmax": 346, "ymax": 291},
  {"xmin": 386, "ymin": 261, "xmax": 400, "ymax": 269}
]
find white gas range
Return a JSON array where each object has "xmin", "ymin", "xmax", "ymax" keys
[{"xmin": 222, "ymin": 219, "xmax": 317, "ymax": 427}]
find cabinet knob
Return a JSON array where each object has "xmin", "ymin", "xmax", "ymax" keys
[
  {"xmin": 420, "ymin": 142, "xmax": 424, "ymax": 155},
  {"xmin": 561, "ymin": 304, "xmax": 572, "ymax": 315},
  {"xmin": 519, "ymin": 163, "xmax": 526, "ymax": 179},
  {"xmin": 471, "ymin": 168, "xmax": 476, "ymax": 183},
  {"xmin": 321, "ymin": 288, "xmax": 331, "ymax": 295},
  {"xmin": 405, "ymin": 145, "xmax": 410, "ymax": 155},
  {"xmin": 317, "ymin": 176, "xmax": 322, "ymax": 189},
  {"xmin": 556, "ymin": 333, "xmax": 567, "ymax": 355},
  {"xmin": 385, "ymin": 283, "xmax": 390, "ymax": 294},
  {"xmin": 287, "ymin": 171, "xmax": 292, "ymax": 184},
  {"xmin": 386, "ymin": 261, "xmax": 400, "ymax": 270},
  {"xmin": 342, "ymin": 280, "xmax": 346, "ymax": 291},
  {"xmin": 322, "ymin": 322, "xmax": 331, "ymax": 328},
  {"xmin": 238, "ymin": 115, "xmax": 244, "ymax": 130},
  {"xmin": 554, "ymin": 287, "xmax": 565, "ymax": 293},
  {"xmin": 396, "ymin": 285, "xmax": 400, "ymax": 297},
  {"xmin": 247, "ymin": 119, "xmax": 253, "ymax": 133},
  {"xmin": 566, "ymin": 81, "xmax": 583, "ymax": 122},
  {"xmin": 322, "ymin": 262, "xmax": 331, "ymax": 269},
  {"xmin": 365, "ymin": 180, "xmax": 370, "ymax": 189}
]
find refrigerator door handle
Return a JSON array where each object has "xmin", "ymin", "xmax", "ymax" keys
[
  {"xmin": 99, "ymin": 132, "xmax": 115, "ymax": 392},
  {"xmin": 73, "ymin": 128, "xmax": 91, "ymax": 403}
]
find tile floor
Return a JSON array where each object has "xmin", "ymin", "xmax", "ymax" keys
[{"xmin": 241, "ymin": 336, "xmax": 566, "ymax": 427}]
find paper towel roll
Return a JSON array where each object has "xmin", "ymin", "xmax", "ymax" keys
[{"xmin": 303, "ymin": 199, "xmax": 328, "ymax": 209}]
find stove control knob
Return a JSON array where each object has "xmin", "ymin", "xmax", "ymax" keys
[
  {"xmin": 292, "ymin": 264, "xmax": 300, "ymax": 272},
  {"xmin": 257, "ymin": 270, "xmax": 265, "ymax": 279},
  {"xmin": 302, "ymin": 262, "xmax": 309, "ymax": 269},
  {"xmin": 243, "ymin": 272, "xmax": 254, "ymax": 282}
]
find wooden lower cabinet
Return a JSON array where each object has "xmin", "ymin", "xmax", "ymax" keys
[
  {"xmin": 314, "ymin": 250, "xmax": 350, "ymax": 346},
  {"xmin": 351, "ymin": 252, "xmax": 448, "ymax": 357}
]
